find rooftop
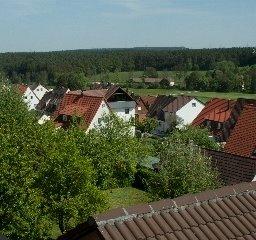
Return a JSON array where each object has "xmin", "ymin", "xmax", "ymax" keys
[
  {"xmin": 224, "ymin": 105, "xmax": 256, "ymax": 158},
  {"xmin": 59, "ymin": 182, "xmax": 256, "ymax": 240}
]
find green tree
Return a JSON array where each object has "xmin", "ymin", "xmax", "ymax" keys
[
  {"xmin": 76, "ymin": 114, "xmax": 150, "ymax": 189},
  {"xmin": 143, "ymin": 67, "xmax": 158, "ymax": 78},
  {"xmin": 148, "ymin": 140, "xmax": 220, "ymax": 199},
  {"xmin": 0, "ymin": 85, "xmax": 105, "ymax": 238},
  {"xmin": 167, "ymin": 126, "xmax": 220, "ymax": 150},
  {"xmin": 135, "ymin": 117, "xmax": 158, "ymax": 133},
  {"xmin": 185, "ymin": 71, "xmax": 209, "ymax": 90}
]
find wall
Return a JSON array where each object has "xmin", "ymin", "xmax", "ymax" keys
[
  {"xmin": 87, "ymin": 100, "xmax": 110, "ymax": 132},
  {"xmin": 33, "ymin": 84, "xmax": 48, "ymax": 100},
  {"xmin": 176, "ymin": 99, "xmax": 205, "ymax": 126},
  {"xmin": 23, "ymin": 88, "xmax": 39, "ymax": 110},
  {"xmin": 108, "ymin": 101, "xmax": 136, "ymax": 134}
]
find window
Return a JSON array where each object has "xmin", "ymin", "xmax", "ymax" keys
[
  {"xmin": 63, "ymin": 115, "xmax": 67, "ymax": 122},
  {"xmin": 41, "ymin": 88, "xmax": 43, "ymax": 91},
  {"xmin": 125, "ymin": 108, "xmax": 130, "ymax": 114},
  {"xmin": 192, "ymin": 102, "xmax": 196, "ymax": 107},
  {"xmin": 24, "ymin": 96, "xmax": 27, "ymax": 99},
  {"xmin": 252, "ymin": 148, "xmax": 256, "ymax": 157},
  {"xmin": 102, "ymin": 103, "xmax": 105, "ymax": 108},
  {"xmin": 98, "ymin": 118, "xmax": 102, "ymax": 124},
  {"xmin": 31, "ymin": 96, "xmax": 33, "ymax": 99},
  {"xmin": 217, "ymin": 122, "xmax": 222, "ymax": 130},
  {"xmin": 37, "ymin": 89, "xmax": 39, "ymax": 91},
  {"xmin": 138, "ymin": 106, "xmax": 142, "ymax": 111}
]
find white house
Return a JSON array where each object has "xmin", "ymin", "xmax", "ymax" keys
[
  {"xmin": 29, "ymin": 83, "xmax": 49, "ymax": 100},
  {"xmin": 84, "ymin": 86, "xmax": 136, "ymax": 134},
  {"xmin": 17, "ymin": 83, "xmax": 49, "ymax": 110},
  {"xmin": 18, "ymin": 84, "xmax": 39, "ymax": 110},
  {"xmin": 147, "ymin": 95, "xmax": 205, "ymax": 133}
]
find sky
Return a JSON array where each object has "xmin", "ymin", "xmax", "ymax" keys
[{"xmin": 0, "ymin": 0, "xmax": 256, "ymax": 52}]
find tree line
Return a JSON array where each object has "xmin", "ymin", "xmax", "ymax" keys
[{"xmin": 0, "ymin": 47, "xmax": 255, "ymax": 89}]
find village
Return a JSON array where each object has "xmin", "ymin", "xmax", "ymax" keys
[
  {"xmin": 6, "ymin": 80, "xmax": 255, "ymax": 239},
  {"xmin": 1, "ymin": 0, "xmax": 256, "ymax": 239}
]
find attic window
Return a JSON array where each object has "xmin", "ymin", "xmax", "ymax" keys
[
  {"xmin": 192, "ymin": 102, "xmax": 196, "ymax": 107},
  {"xmin": 252, "ymin": 148, "xmax": 256, "ymax": 157},
  {"xmin": 37, "ymin": 89, "xmax": 39, "ymax": 91},
  {"xmin": 31, "ymin": 96, "xmax": 33, "ymax": 99},
  {"xmin": 63, "ymin": 115, "xmax": 68, "ymax": 122},
  {"xmin": 138, "ymin": 106, "xmax": 142, "ymax": 111}
]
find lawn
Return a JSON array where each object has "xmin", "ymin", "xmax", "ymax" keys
[
  {"xmin": 129, "ymin": 88, "xmax": 256, "ymax": 103},
  {"xmin": 104, "ymin": 187, "xmax": 152, "ymax": 210}
]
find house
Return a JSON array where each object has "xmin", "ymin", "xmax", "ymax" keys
[
  {"xmin": 58, "ymin": 181, "xmax": 256, "ymax": 240},
  {"xmin": 224, "ymin": 104, "xmax": 256, "ymax": 158},
  {"xmin": 17, "ymin": 84, "xmax": 39, "ymax": 110},
  {"xmin": 36, "ymin": 87, "xmax": 69, "ymax": 124},
  {"xmin": 29, "ymin": 83, "xmax": 49, "ymax": 100},
  {"xmin": 192, "ymin": 98, "xmax": 237, "ymax": 142},
  {"xmin": 147, "ymin": 95, "xmax": 204, "ymax": 132},
  {"xmin": 203, "ymin": 148, "xmax": 256, "ymax": 185},
  {"xmin": 83, "ymin": 85, "xmax": 136, "ymax": 133},
  {"xmin": 54, "ymin": 91, "xmax": 110, "ymax": 132}
]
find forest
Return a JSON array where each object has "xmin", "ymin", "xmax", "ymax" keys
[{"xmin": 0, "ymin": 47, "xmax": 255, "ymax": 90}]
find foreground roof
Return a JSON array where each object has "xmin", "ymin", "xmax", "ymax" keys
[
  {"xmin": 203, "ymin": 148, "xmax": 256, "ymax": 185},
  {"xmin": 59, "ymin": 182, "xmax": 256, "ymax": 240},
  {"xmin": 224, "ymin": 105, "xmax": 256, "ymax": 158}
]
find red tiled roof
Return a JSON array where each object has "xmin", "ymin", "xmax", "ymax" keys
[
  {"xmin": 17, "ymin": 84, "xmax": 28, "ymax": 94},
  {"xmin": 192, "ymin": 98, "xmax": 236, "ymax": 126},
  {"xmin": 54, "ymin": 93, "xmax": 104, "ymax": 128},
  {"xmin": 224, "ymin": 105, "xmax": 256, "ymax": 157},
  {"xmin": 203, "ymin": 148, "xmax": 256, "ymax": 185},
  {"xmin": 140, "ymin": 95, "xmax": 157, "ymax": 108},
  {"xmin": 59, "ymin": 182, "xmax": 256, "ymax": 240}
]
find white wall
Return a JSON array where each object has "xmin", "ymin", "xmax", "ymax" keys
[
  {"xmin": 176, "ymin": 99, "xmax": 205, "ymax": 125},
  {"xmin": 87, "ymin": 100, "xmax": 110, "ymax": 132},
  {"xmin": 108, "ymin": 101, "xmax": 136, "ymax": 134},
  {"xmin": 23, "ymin": 88, "xmax": 39, "ymax": 110},
  {"xmin": 108, "ymin": 101, "xmax": 136, "ymax": 122},
  {"xmin": 33, "ymin": 84, "xmax": 48, "ymax": 100}
]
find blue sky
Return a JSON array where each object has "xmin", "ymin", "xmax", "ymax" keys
[{"xmin": 0, "ymin": 0, "xmax": 255, "ymax": 52}]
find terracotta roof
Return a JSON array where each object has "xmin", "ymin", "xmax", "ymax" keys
[
  {"xmin": 224, "ymin": 105, "xmax": 256, "ymax": 158},
  {"xmin": 59, "ymin": 182, "xmax": 256, "ymax": 240},
  {"xmin": 140, "ymin": 96, "xmax": 157, "ymax": 109},
  {"xmin": 36, "ymin": 87, "xmax": 69, "ymax": 114},
  {"xmin": 54, "ymin": 93, "xmax": 104, "ymax": 128},
  {"xmin": 70, "ymin": 85, "xmax": 134, "ymax": 102},
  {"xmin": 192, "ymin": 98, "xmax": 236, "ymax": 126},
  {"xmin": 17, "ymin": 84, "xmax": 28, "ymax": 94},
  {"xmin": 203, "ymin": 148, "xmax": 256, "ymax": 185}
]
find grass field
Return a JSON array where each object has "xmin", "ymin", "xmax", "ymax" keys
[
  {"xmin": 104, "ymin": 187, "xmax": 152, "ymax": 210},
  {"xmin": 129, "ymin": 88, "xmax": 256, "ymax": 103}
]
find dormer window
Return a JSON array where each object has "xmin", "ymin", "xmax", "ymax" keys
[{"xmin": 252, "ymin": 148, "xmax": 256, "ymax": 157}]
